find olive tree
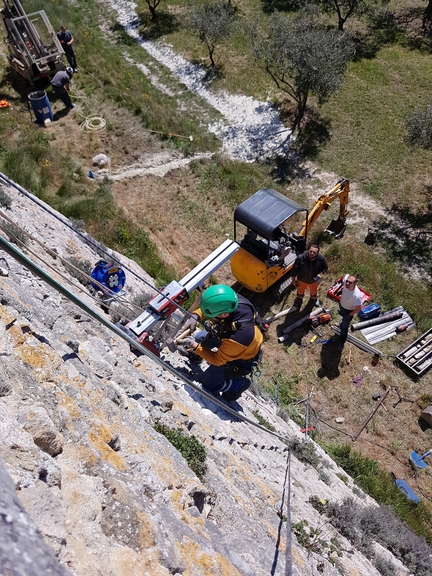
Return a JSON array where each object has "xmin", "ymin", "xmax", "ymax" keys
[
  {"xmin": 316, "ymin": 0, "xmax": 368, "ymax": 31},
  {"xmin": 187, "ymin": 0, "xmax": 235, "ymax": 67},
  {"xmin": 144, "ymin": 0, "xmax": 162, "ymax": 21},
  {"xmin": 248, "ymin": 14, "xmax": 354, "ymax": 131},
  {"xmin": 424, "ymin": 0, "xmax": 432, "ymax": 30}
]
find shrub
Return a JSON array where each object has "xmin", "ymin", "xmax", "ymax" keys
[
  {"xmin": 153, "ymin": 420, "xmax": 207, "ymax": 481},
  {"xmin": 324, "ymin": 443, "xmax": 432, "ymax": 543},
  {"xmin": 292, "ymin": 441, "xmax": 321, "ymax": 468},
  {"xmin": 326, "ymin": 498, "xmax": 432, "ymax": 576},
  {"xmin": 404, "ymin": 102, "xmax": 432, "ymax": 149},
  {"xmin": 309, "ymin": 495, "xmax": 328, "ymax": 515},
  {"xmin": 0, "ymin": 188, "xmax": 12, "ymax": 209},
  {"xmin": 64, "ymin": 256, "xmax": 93, "ymax": 288},
  {"xmin": 252, "ymin": 410, "xmax": 276, "ymax": 431},
  {"xmin": 1, "ymin": 221, "xmax": 28, "ymax": 246}
]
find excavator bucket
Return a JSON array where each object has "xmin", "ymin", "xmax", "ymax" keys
[{"xmin": 325, "ymin": 218, "xmax": 346, "ymax": 239}]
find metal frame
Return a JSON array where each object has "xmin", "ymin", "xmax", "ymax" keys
[{"xmin": 396, "ymin": 327, "xmax": 432, "ymax": 376}]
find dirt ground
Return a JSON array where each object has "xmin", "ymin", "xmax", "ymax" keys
[{"xmin": 50, "ymin": 97, "xmax": 432, "ymax": 508}]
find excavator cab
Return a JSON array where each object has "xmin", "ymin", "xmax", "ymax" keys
[{"xmin": 231, "ymin": 180, "xmax": 349, "ymax": 293}]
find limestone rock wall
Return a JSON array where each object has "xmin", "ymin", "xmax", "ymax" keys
[{"xmin": 0, "ymin": 180, "xmax": 412, "ymax": 575}]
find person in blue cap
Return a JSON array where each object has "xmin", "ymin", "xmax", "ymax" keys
[{"xmin": 51, "ymin": 68, "xmax": 75, "ymax": 110}]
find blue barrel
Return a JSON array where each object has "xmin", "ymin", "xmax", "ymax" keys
[
  {"xmin": 91, "ymin": 261, "xmax": 126, "ymax": 294},
  {"xmin": 28, "ymin": 91, "xmax": 53, "ymax": 124}
]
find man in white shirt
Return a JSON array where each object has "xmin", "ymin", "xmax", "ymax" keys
[{"xmin": 338, "ymin": 274, "xmax": 362, "ymax": 351}]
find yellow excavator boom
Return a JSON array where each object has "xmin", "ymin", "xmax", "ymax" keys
[{"xmin": 297, "ymin": 178, "xmax": 349, "ymax": 239}]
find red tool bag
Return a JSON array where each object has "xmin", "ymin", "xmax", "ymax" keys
[{"xmin": 327, "ymin": 277, "xmax": 372, "ymax": 305}]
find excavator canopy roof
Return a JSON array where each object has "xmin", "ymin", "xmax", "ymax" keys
[{"xmin": 234, "ymin": 188, "xmax": 307, "ymax": 240}]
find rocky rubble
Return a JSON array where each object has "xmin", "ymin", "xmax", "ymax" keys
[{"xmin": 0, "ymin": 179, "xmax": 414, "ymax": 575}]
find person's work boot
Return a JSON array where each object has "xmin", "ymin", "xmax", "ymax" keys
[
  {"xmin": 290, "ymin": 296, "xmax": 304, "ymax": 312},
  {"xmin": 221, "ymin": 377, "xmax": 252, "ymax": 401},
  {"xmin": 310, "ymin": 297, "xmax": 321, "ymax": 308}
]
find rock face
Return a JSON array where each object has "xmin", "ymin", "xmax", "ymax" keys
[{"xmin": 0, "ymin": 178, "xmax": 414, "ymax": 575}]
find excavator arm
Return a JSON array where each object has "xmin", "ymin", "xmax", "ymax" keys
[{"xmin": 297, "ymin": 178, "xmax": 349, "ymax": 239}]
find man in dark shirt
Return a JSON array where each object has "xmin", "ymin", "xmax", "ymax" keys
[
  {"xmin": 291, "ymin": 244, "xmax": 328, "ymax": 310},
  {"xmin": 51, "ymin": 68, "xmax": 75, "ymax": 110},
  {"xmin": 57, "ymin": 26, "xmax": 77, "ymax": 72}
]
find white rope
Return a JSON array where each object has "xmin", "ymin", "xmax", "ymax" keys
[{"xmin": 80, "ymin": 114, "xmax": 106, "ymax": 133}]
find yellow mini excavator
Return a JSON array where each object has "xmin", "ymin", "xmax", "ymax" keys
[{"xmin": 230, "ymin": 179, "xmax": 349, "ymax": 294}]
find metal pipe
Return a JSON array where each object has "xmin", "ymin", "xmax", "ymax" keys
[
  {"xmin": 279, "ymin": 308, "xmax": 324, "ymax": 342},
  {"xmin": 364, "ymin": 320, "xmax": 415, "ymax": 345},
  {"xmin": 352, "ymin": 387, "xmax": 391, "ymax": 441},
  {"xmin": 362, "ymin": 318, "xmax": 411, "ymax": 337},
  {"xmin": 331, "ymin": 325, "xmax": 381, "ymax": 355},
  {"xmin": 351, "ymin": 311, "xmax": 403, "ymax": 331}
]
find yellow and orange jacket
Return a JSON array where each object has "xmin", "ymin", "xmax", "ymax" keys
[{"xmin": 194, "ymin": 295, "xmax": 263, "ymax": 366}]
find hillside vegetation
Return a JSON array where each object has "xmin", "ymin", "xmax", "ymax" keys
[{"xmin": 0, "ymin": 0, "xmax": 431, "ymax": 546}]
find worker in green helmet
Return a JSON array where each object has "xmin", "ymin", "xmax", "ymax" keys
[{"xmin": 177, "ymin": 284, "xmax": 264, "ymax": 401}]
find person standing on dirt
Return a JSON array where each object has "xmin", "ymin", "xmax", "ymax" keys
[
  {"xmin": 176, "ymin": 284, "xmax": 264, "ymax": 402},
  {"xmin": 291, "ymin": 245, "xmax": 328, "ymax": 310},
  {"xmin": 57, "ymin": 26, "xmax": 78, "ymax": 72},
  {"xmin": 51, "ymin": 67, "xmax": 75, "ymax": 110},
  {"xmin": 337, "ymin": 274, "xmax": 362, "ymax": 351}
]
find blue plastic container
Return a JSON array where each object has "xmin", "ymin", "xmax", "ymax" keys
[
  {"xmin": 358, "ymin": 303, "xmax": 381, "ymax": 320},
  {"xmin": 91, "ymin": 261, "xmax": 126, "ymax": 294},
  {"xmin": 28, "ymin": 91, "xmax": 53, "ymax": 124}
]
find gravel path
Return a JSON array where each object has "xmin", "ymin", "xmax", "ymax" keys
[{"xmin": 107, "ymin": 0, "xmax": 292, "ymax": 162}]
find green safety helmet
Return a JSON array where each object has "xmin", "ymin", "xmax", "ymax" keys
[{"xmin": 200, "ymin": 284, "xmax": 238, "ymax": 318}]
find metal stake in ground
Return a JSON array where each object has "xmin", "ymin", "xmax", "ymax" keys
[
  {"xmin": 352, "ymin": 387, "xmax": 391, "ymax": 441},
  {"xmin": 392, "ymin": 387, "xmax": 415, "ymax": 409}
]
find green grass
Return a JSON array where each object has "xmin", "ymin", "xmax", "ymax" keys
[
  {"xmin": 252, "ymin": 410, "xmax": 276, "ymax": 431},
  {"xmin": 318, "ymin": 43, "xmax": 432, "ymax": 207},
  {"xmin": 0, "ymin": 129, "xmax": 52, "ymax": 198},
  {"xmin": 158, "ymin": 0, "xmax": 432, "ymax": 210},
  {"xmin": 191, "ymin": 155, "xmax": 274, "ymax": 210},
  {"xmin": 59, "ymin": 181, "xmax": 174, "ymax": 285},
  {"xmin": 25, "ymin": 0, "xmax": 221, "ymax": 154}
]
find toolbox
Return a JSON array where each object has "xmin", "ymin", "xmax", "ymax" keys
[
  {"xmin": 396, "ymin": 327, "xmax": 432, "ymax": 376},
  {"xmin": 358, "ymin": 303, "xmax": 381, "ymax": 320},
  {"xmin": 327, "ymin": 277, "xmax": 372, "ymax": 305}
]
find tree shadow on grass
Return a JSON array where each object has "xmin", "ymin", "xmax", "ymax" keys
[
  {"xmin": 294, "ymin": 112, "xmax": 332, "ymax": 159},
  {"xmin": 136, "ymin": 11, "xmax": 180, "ymax": 40},
  {"xmin": 111, "ymin": 22, "xmax": 140, "ymax": 46},
  {"xmin": 376, "ymin": 192, "xmax": 432, "ymax": 281},
  {"xmin": 267, "ymin": 152, "xmax": 309, "ymax": 185},
  {"xmin": 390, "ymin": 6, "xmax": 432, "ymax": 53},
  {"xmin": 267, "ymin": 109, "xmax": 331, "ymax": 184},
  {"xmin": 355, "ymin": 6, "xmax": 432, "ymax": 58},
  {"xmin": 352, "ymin": 9, "xmax": 401, "ymax": 61}
]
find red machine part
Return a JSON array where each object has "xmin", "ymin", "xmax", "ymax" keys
[
  {"xmin": 133, "ymin": 332, "xmax": 160, "ymax": 357},
  {"xmin": 311, "ymin": 313, "xmax": 331, "ymax": 327},
  {"xmin": 148, "ymin": 281, "xmax": 188, "ymax": 318}
]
